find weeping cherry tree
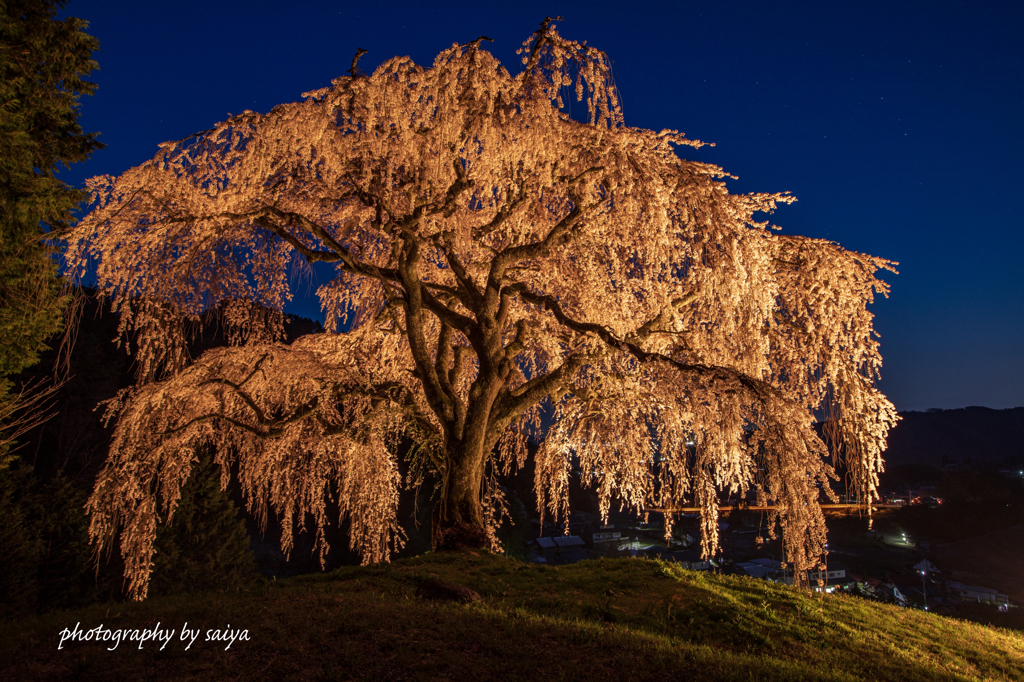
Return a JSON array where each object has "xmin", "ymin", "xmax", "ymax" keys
[{"xmin": 67, "ymin": 19, "xmax": 897, "ymax": 599}]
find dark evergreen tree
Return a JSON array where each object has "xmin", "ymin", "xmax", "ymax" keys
[
  {"xmin": 148, "ymin": 450, "xmax": 258, "ymax": 597},
  {"xmin": 0, "ymin": 464, "xmax": 109, "ymax": 618},
  {"xmin": 0, "ymin": 465, "xmax": 42, "ymax": 616},
  {"xmin": 0, "ymin": 0, "xmax": 102, "ymax": 462}
]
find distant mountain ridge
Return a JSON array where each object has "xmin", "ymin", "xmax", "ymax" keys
[{"xmin": 882, "ymin": 407, "xmax": 1024, "ymax": 467}]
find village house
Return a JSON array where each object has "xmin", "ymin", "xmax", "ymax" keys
[
  {"xmin": 529, "ymin": 535, "xmax": 593, "ymax": 564},
  {"xmin": 735, "ymin": 557, "xmax": 784, "ymax": 581},
  {"xmin": 945, "ymin": 581, "xmax": 1010, "ymax": 606},
  {"xmin": 775, "ymin": 561, "xmax": 855, "ymax": 592}
]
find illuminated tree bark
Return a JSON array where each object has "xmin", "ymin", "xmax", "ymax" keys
[{"xmin": 67, "ymin": 19, "xmax": 897, "ymax": 598}]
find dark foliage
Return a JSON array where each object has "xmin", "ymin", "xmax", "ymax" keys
[
  {"xmin": 0, "ymin": 0, "xmax": 102, "ymax": 435},
  {"xmin": 0, "ymin": 464, "xmax": 123, "ymax": 618},
  {"xmin": 0, "ymin": 448, "xmax": 261, "ymax": 617},
  {"xmin": 148, "ymin": 450, "xmax": 258, "ymax": 597}
]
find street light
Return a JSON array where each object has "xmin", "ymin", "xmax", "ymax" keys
[{"xmin": 920, "ymin": 570, "xmax": 928, "ymax": 611}]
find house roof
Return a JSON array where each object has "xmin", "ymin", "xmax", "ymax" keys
[
  {"xmin": 737, "ymin": 563, "xmax": 778, "ymax": 579},
  {"xmin": 553, "ymin": 536, "xmax": 585, "ymax": 548},
  {"xmin": 750, "ymin": 557, "xmax": 783, "ymax": 570},
  {"xmin": 947, "ymin": 581, "xmax": 999, "ymax": 595},
  {"xmin": 536, "ymin": 535, "xmax": 585, "ymax": 549}
]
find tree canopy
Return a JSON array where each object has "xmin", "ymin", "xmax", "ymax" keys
[
  {"xmin": 0, "ymin": 0, "xmax": 102, "ymax": 460},
  {"xmin": 68, "ymin": 19, "xmax": 897, "ymax": 599}
]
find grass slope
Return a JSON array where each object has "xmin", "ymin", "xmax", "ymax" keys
[{"xmin": 3, "ymin": 552, "xmax": 1022, "ymax": 681}]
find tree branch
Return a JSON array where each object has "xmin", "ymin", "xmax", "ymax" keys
[
  {"xmin": 481, "ymin": 169, "xmax": 602, "ymax": 320},
  {"xmin": 493, "ymin": 350, "xmax": 594, "ymax": 425},
  {"xmin": 515, "ymin": 288, "xmax": 775, "ymax": 400},
  {"xmin": 435, "ymin": 322, "xmax": 461, "ymax": 427},
  {"xmin": 398, "ymin": 239, "xmax": 455, "ymax": 426}
]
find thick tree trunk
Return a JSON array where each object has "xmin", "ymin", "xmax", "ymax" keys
[
  {"xmin": 431, "ymin": 446, "xmax": 490, "ymax": 551},
  {"xmin": 428, "ymin": 325, "xmax": 506, "ymax": 552}
]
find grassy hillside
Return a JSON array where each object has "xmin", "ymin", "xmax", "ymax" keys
[{"xmin": 3, "ymin": 552, "xmax": 1022, "ymax": 681}]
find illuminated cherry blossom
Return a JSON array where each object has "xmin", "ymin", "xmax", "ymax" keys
[{"xmin": 67, "ymin": 19, "xmax": 896, "ymax": 599}]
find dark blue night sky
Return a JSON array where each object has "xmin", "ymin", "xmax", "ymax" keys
[{"xmin": 57, "ymin": 1, "xmax": 1023, "ymax": 412}]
